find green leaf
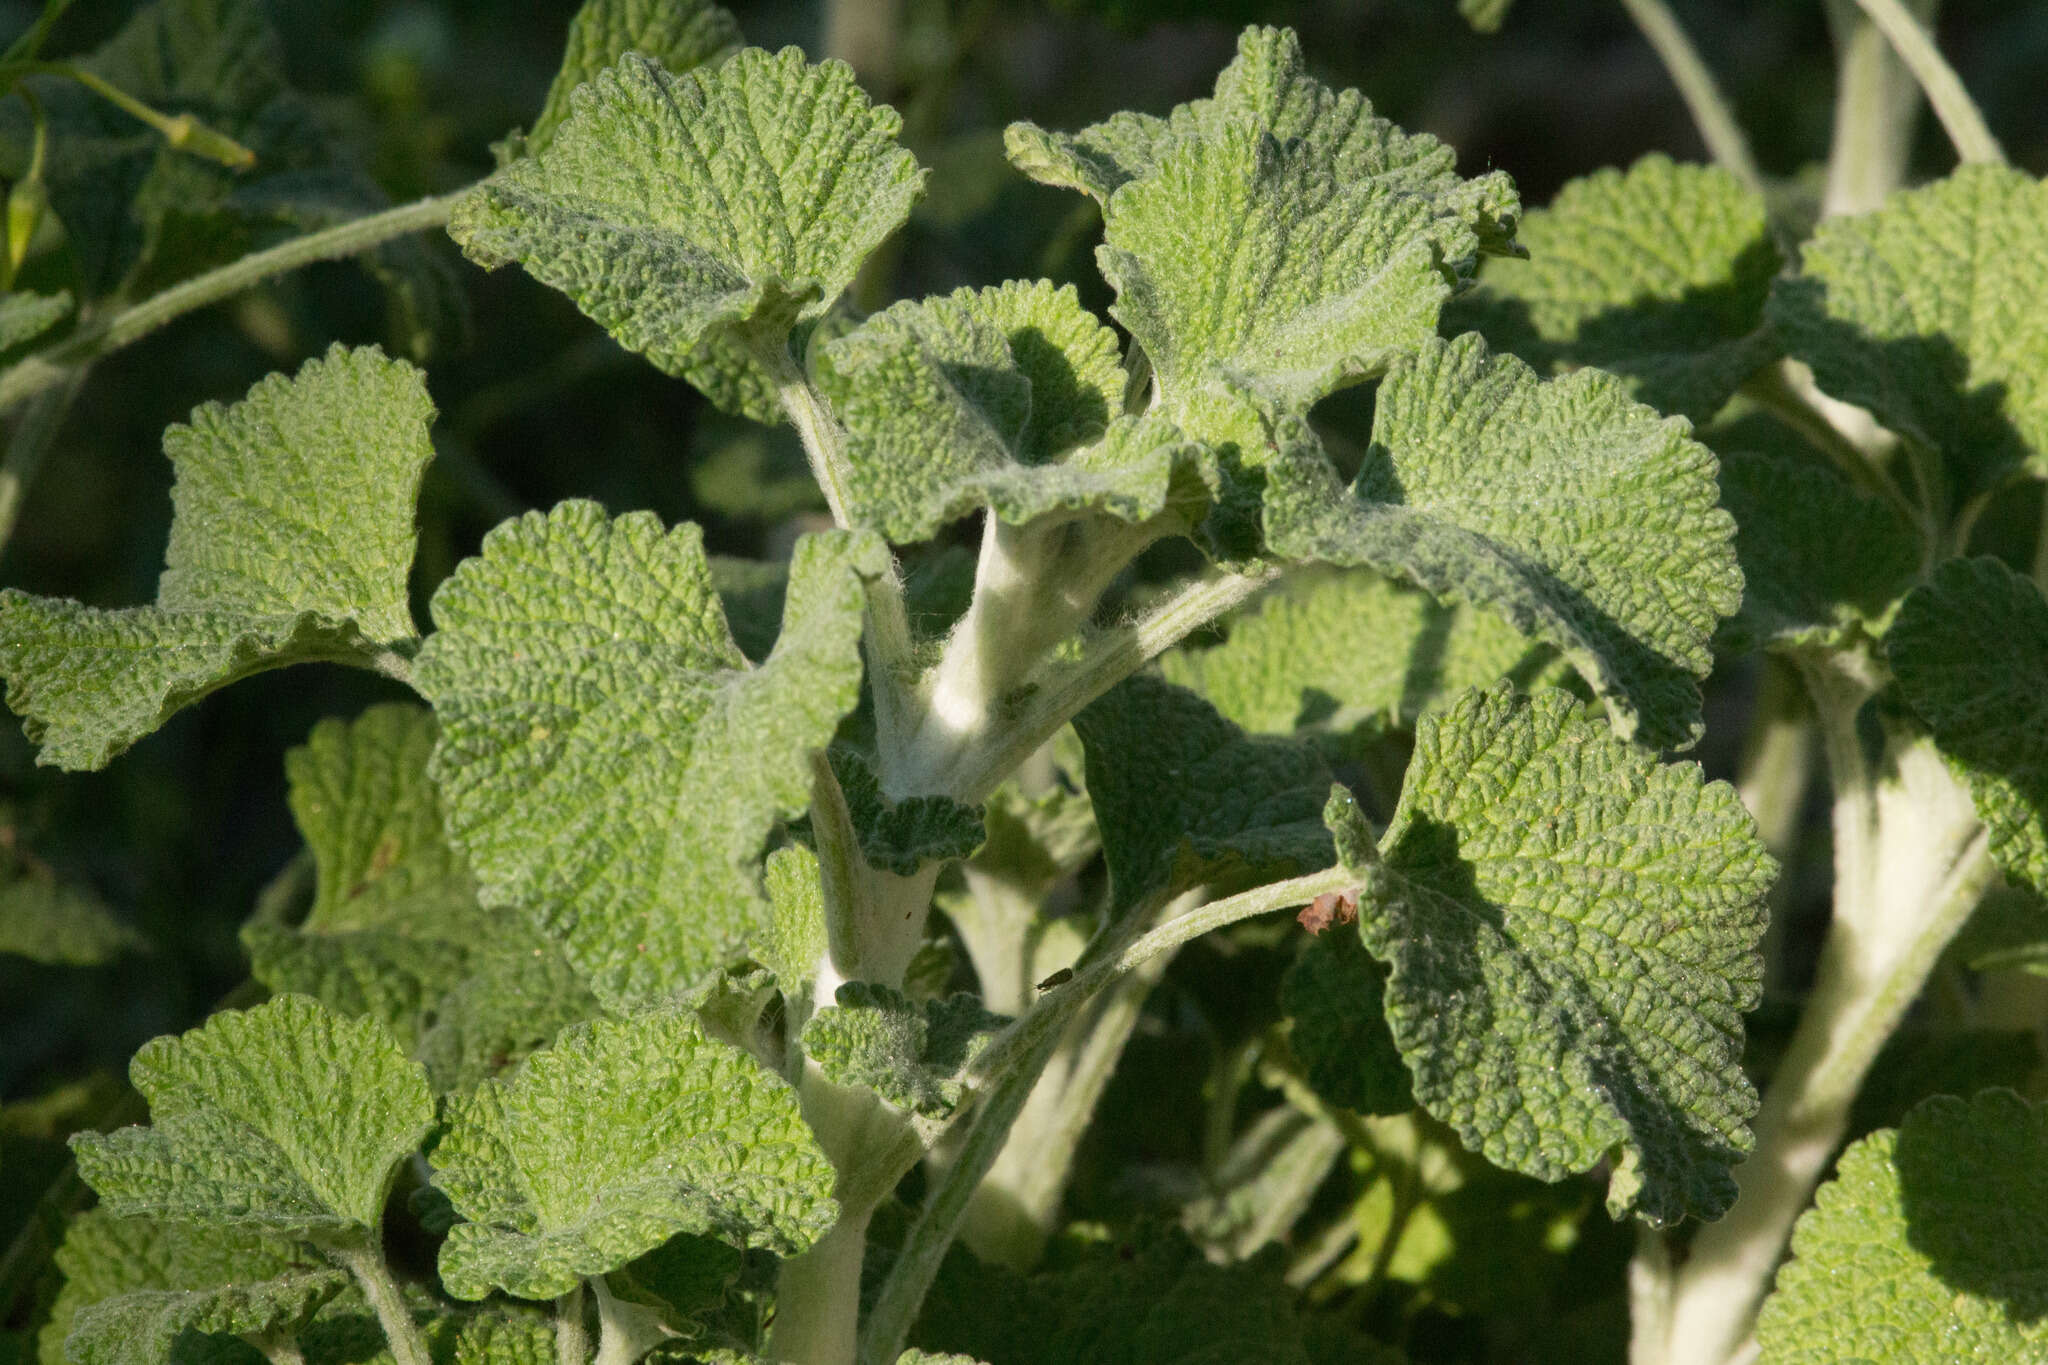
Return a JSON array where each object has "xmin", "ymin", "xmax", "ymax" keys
[
  {"xmin": 1004, "ymin": 25, "xmax": 1515, "ymax": 255},
  {"xmin": 819, "ymin": 280, "xmax": 1221, "ymax": 543},
  {"xmin": 65, "ymin": 1270, "xmax": 347, "ymax": 1365},
  {"xmin": 431, "ymin": 1009, "xmax": 836, "ymax": 1301},
  {"xmin": 1160, "ymin": 567, "xmax": 1561, "ymax": 738},
  {"xmin": 413, "ymin": 944, "xmax": 602, "ymax": 1095},
  {"xmin": 1446, "ymin": 155, "xmax": 1780, "ymax": 423},
  {"xmin": 1264, "ymin": 333, "xmax": 1741, "ymax": 749},
  {"xmin": 416, "ymin": 503, "xmax": 886, "ymax": 1008},
  {"xmin": 0, "ymin": 290, "xmax": 71, "ymax": 351},
  {"xmin": 0, "ymin": 851, "xmax": 143, "ymax": 966},
  {"xmin": 756, "ymin": 844, "xmax": 828, "ymax": 995},
  {"xmin": 1888, "ymin": 558, "xmax": 2048, "ymax": 897},
  {"xmin": 1348, "ymin": 684, "xmax": 1773, "ymax": 1224},
  {"xmin": 1458, "ymin": 0, "xmax": 1515, "ymax": 32},
  {"xmin": 1770, "ymin": 165, "xmax": 2048, "ymax": 500},
  {"xmin": 1281, "ymin": 931, "xmax": 1413, "ymax": 1117},
  {"xmin": 70, "ymin": 996, "xmax": 433, "ymax": 1238},
  {"xmin": 830, "ymin": 749, "xmax": 986, "ymax": 875},
  {"xmin": 1755, "ymin": 1090, "xmax": 2048, "ymax": 1362},
  {"xmin": 801, "ymin": 982, "xmax": 1004, "ymax": 1119},
  {"xmin": 1073, "ymin": 675, "xmax": 1334, "ymax": 913},
  {"xmin": 1713, "ymin": 437, "xmax": 1920, "ymax": 653},
  {"xmin": 450, "ymin": 47, "xmax": 924, "ymax": 385},
  {"xmin": 40, "ymin": 1212, "xmax": 322, "ymax": 1365},
  {"xmin": 522, "ymin": 0, "xmax": 742, "ymax": 158},
  {"xmin": 0, "ymin": 346, "xmax": 434, "ymax": 771},
  {"xmin": 1100, "ymin": 127, "xmax": 1475, "ymax": 419}
]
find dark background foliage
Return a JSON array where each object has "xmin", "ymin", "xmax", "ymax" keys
[{"xmin": 2, "ymin": 1, "xmax": 2045, "ymax": 1356}]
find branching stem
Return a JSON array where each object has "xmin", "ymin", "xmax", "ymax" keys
[
  {"xmin": 0, "ymin": 190, "xmax": 469, "ymax": 415},
  {"xmin": 1850, "ymin": 0, "xmax": 2003, "ymax": 165}
]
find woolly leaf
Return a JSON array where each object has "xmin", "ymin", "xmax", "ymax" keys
[
  {"xmin": 1448, "ymin": 156, "xmax": 1779, "ymax": 423},
  {"xmin": 1714, "ymin": 441, "xmax": 1920, "ymax": 653},
  {"xmin": 414, "ymin": 945, "xmax": 602, "ymax": 1095},
  {"xmin": 1770, "ymin": 165, "xmax": 2048, "ymax": 500},
  {"xmin": 801, "ymin": 982, "xmax": 1004, "ymax": 1118},
  {"xmin": 431, "ymin": 1010, "xmax": 835, "ymax": 1300},
  {"xmin": 1160, "ymin": 568, "xmax": 1560, "ymax": 738},
  {"xmin": 522, "ymin": 0, "xmax": 742, "ymax": 157},
  {"xmin": 1348, "ymin": 684, "xmax": 1772, "ymax": 1224},
  {"xmin": 0, "ymin": 291, "xmax": 71, "ymax": 351},
  {"xmin": 0, "ymin": 346, "xmax": 434, "ymax": 770},
  {"xmin": 1264, "ymin": 333, "xmax": 1740, "ymax": 749},
  {"xmin": 65, "ymin": 1271, "xmax": 347, "ymax": 1365},
  {"xmin": 1074, "ymin": 675, "xmax": 1333, "ymax": 913},
  {"xmin": 818, "ymin": 280, "xmax": 1217, "ymax": 542},
  {"xmin": 1888, "ymin": 558, "xmax": 2048, "ymax": 897},
  {"xmin": 1004, "ymin": 25, "xmax": 1515, "ymax": 256},
  {"xmin": 39, "ymin": 1212, "xmax": 322, "ymax": 1365},
  {"xmin": 416, "ymin": 503, "xmax": 885, "ymax": 1007},
  {"xmin": 451, "ymin": 48, "xmax": 923, "ymax": 388},
  {"xmin": 830, "ymin": 749, "xmax": 986, "ymax": 875},
  {"xmin": 70, "ymin": 996, "xmax": 433, "ymax": 1238},
  {"xmin": 1756, "ymin": 1091, "xmax": 2048, "ymax": 1362}
]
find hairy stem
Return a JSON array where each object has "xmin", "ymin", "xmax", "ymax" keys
[
  {"xmin": 334, "ymin": 1245, "xmax": 431, "ymax": 1365},
  {"xmin": 1736, "ymin": 658, "xmax": 1813, "ymax": 993},
  {"xmin": 0, "ymin": 364, "xmax": 84, "ymax": 560},
  {"xmin": 1740, "ymin": 360, "xmax": 1925, "ymax": 545},
  {"xmin": 1642, "ymin": 653, "xmax": 1996, "ymax": 1365},
  {"xmin": 769, "ymin": 1202, "xmax": 876, "ymax": 1365},
  {"xmin": 935, "ymin": 565, "xmax": 1279, "ymax": 803},
  {"xmin": 860, "ymin": 864, "xmax": 1354, "ymax": 1364},
  {"xmin": 1616, "ymin": 0, "xmax": 1764, "ymax": 194},
  {"xmin": 1822, "ymin": 0, "xmax": 1934, "ymax": 217},
  {"xmin": 0, "ymin": 190, "xmax": 468, "ymax": 415},
  {"xmin": 554, "ymin": 1284, "xmax": 587, "ymax": 1365},
  {"xmin": 1850, "ymin": 0, "xmax": 2002, "ymax": 165}
]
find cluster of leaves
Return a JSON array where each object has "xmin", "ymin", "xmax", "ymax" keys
[{"xmin": 3, "ymin": 0, "xmax": 2048, "ymax": 1361}]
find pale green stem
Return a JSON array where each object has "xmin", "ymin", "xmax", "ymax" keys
[
  {"xmin": 1851, "ymin": 0, "xmax": 2003, "ymax": 164},
  {"xmin": 0, "ymin": 190, "xmax": 468, "ymax": 415},
  {"xmin": 590, "ymin": 1275, "xmax": 669, "ymax": 1365},
  {"xmin": 1740, "ymin": 360, "xmax": 1925, "ymax": 545},
  {"xmin": 334, "ymin": 1245, "xmax": 431, "ymax": 1365},
  {"xmin": 859, "ymin": 863, "xmax": 1353, "ymax": 1365},
  {"xmin": 934, "ymin": 565, "xmax": 1279, "ymax": 804},
  {"xmin": 1616, "ymin": 0, "xmax": 1764, "ymax": 194},
  {"xmin": 768, "ymin": 1202, "xmax": 876, "ymax": 1365},
  {"xmin": 0, "ymin": 363, "xmax": 84, "ymax": 560},
  {"xmin": 774, "ymin": 374, "xmax": 857, "ymax": 531},
  {"xmin": 1822, "ymin": 0, "xmax": 1934, "ymax": 217},
  {"xmin": 1736, "ymin": 658, "xmax": 1812, "ymax": 994},
  {"xmin": 1642, "ymin": 652, "xmax": 1997, "ymax": 1365},
  {"xmin": 554, "ymin": 1284, "xmax": 587, "ymax": 1365}
]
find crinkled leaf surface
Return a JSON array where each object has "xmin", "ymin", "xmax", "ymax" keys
[
  {"xmin": 801, "ymin": 982, "xmax": 1004, "ymax": 1118},
  {"xmin": 71, "ymin": 996, "xmax": 433, "ymax": 1237},
  {"xmin": 432, "ymin": 1010, "xmax": 836, "ymax": 1300},
  {"xmin": 522, "ymin": 0, "xmax": 742, "ymax": 157},
  {"xmin": 416, "ymin": 502, "xmax": 884, "ymax": 1007},
  {"xmin": 1756, "ymin": 1091, "xmax": 2048, "ymax": 1362},
  {"xmin": 819, "ymin": 280, "xmax": 1217, "ymax": 542},
  {"xmin": 1161, "ymin": 567, "xmax": 1561, "ymax": 737},
  {"xmin": 1345, "ymin": 684, "xmax": 1772, "ymax": 1223},
  {"xmin": 1281, "ymin": 931, "xmax": 1413, "ymax": 1117},
  {"xmin": 1713, "ymin": 433, "xmax": 1921, "ymax": 653},
  {"xmin": 1889, "ymin": 558, "xmax": 2048, "ymax": 897},
  {"xmin": 1005, "ymin": 25, "xmax": 1514, "ymax": 255},
  {"xmin": 451, "ymin": 47, "xmax": 923, "ymax": 383},
  {"xmin": 66, "ymin": 1270, "xmax": 347, "ymax": 1365},
  {"xmin": 830, "ymin": 750, "xmax": 985, "ymax": 875},
  {"xmin": 1074, "ymin": 675, "xmax": 1333, "ymax": 912},
  {"xmin": 0, "ymin": 346, "xmax": 434, "ymax": 771},
  {"xmin": 1447, "ymin": 155, "xmax": 1779, "ymax": 423},
  {"xmin": 413, "ymin": 944, "xmax": 601, "ymax": 1095},
  {"xmin": 40, "ymin": 1212, "xmax": 321, "ymax": 1365},
  {"xmin": 1265, "ymin": 334, "xmax": 1740, "ymax": 749},
  {"xmin": 1770, "ymin": 165, "xmax": 2048, "ymax": 499}
]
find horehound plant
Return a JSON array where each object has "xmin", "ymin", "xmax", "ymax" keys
[{"xmin": 1, "ymin": 1, "xmax": 2046, "ymax": 1363}]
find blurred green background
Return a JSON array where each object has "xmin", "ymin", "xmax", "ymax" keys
[{"xmin": 2, "ymin": 0, "xmax": 2045, "ymax": 1292}]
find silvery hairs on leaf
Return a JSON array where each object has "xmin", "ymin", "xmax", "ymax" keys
[
  {"xmin": 0, "ymin": 345, "xmax": 433, "ymax": 771},
  {"xmin": 415, "ymin": 501, "xmax": 887, "ymax": 1008}
]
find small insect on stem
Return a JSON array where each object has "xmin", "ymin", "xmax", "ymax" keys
[
  {"xmin": 1296, "ymin": 889, "xmax": 1360, "ymax": 935},
  {"xmin": 1036, "ymin": 967, "xmax": 1074, "ymax": 992}
]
